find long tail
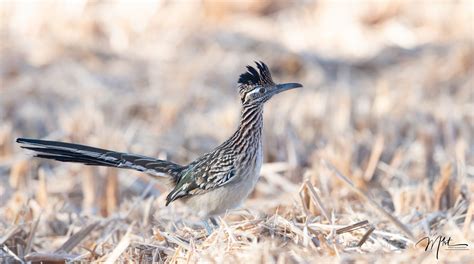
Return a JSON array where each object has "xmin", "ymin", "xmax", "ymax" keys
[{"xmin": 16, "ymin": 138, "xmax": 183, "ymax": 178}]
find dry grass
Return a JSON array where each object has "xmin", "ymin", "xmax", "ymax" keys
[{"xmin": 0, "ymin": 0, "xmax": 473, "ymax": 263}]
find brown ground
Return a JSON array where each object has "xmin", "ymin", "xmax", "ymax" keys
[{"xmin": 0, "ymin": 1, "xmax": 473, "ymax": 263}]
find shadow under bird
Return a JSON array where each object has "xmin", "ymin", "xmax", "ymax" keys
[{"xmin": 17, "ymin": 61, "xmax": 302, "ymax": 230}]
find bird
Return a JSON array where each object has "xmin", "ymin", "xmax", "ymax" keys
[{"xmin": 16, "ymin": 61, "xmax": 302, "ymax": 229}]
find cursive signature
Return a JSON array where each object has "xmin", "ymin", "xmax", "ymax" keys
[{"xmin": 416, "ymin": 235, "xmax": 469, "ymax": 259}]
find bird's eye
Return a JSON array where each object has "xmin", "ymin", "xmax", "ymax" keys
[{"xmin": 259, "ymin": 88, "xmax": 266, "ymax": 94}]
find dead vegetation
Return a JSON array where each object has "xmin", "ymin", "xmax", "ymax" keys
[{"xmin": 0, "ymin": 0, "xmax": 473, "ymax": 263}]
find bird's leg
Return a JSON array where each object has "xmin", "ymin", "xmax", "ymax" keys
[
  {"xmin": 209, "ymin": 216, "xmax": 219, "ymax": 227},
  {"xmin": 202, "ymin": 219, "xmax": 214, "ymax": 235},
  {"xmin": 201, "ymin": 217, "xmax": 220, "ymax": 235}
]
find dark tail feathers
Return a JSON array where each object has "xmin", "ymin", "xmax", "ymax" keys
[{"xmin": 16, "ymin": 138, "xmax": 183, "ymax": 178}]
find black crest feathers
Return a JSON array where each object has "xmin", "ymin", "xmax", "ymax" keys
[{"xmin": 238, "ymin": 61, "xmax": 275, "ymax": 86}]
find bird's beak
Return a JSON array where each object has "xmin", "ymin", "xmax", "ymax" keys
[{"xmin": 272, "ymin": 82, "xmax": 303, "ymax": 95}]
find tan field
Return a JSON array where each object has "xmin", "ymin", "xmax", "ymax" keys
[{"xmin": 0, "ymin": 1, "xmax": 473, "ymax": 263}]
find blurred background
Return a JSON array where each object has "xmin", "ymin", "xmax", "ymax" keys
[{"xmin": 0, "ymin": 0, "xmax": 473, "ymax": 262}]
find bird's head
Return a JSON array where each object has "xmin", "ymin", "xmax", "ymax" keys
[{"xmin": 238, "ymin": 61, "xmax": 302, "ymax": 106}]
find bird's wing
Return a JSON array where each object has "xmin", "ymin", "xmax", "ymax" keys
[{"xmin": 165, "ymin": 150, "xmax": 237, "ymax": 205}]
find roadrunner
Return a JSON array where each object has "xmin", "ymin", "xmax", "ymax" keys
[{"xmin": 17, "ymin": 61, "xmax": 302, "ymax": 220}]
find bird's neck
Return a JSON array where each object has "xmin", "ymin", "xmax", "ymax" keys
[
  {"xmin": 239, "ymin": 104, "xmax": 263, "ymax": 129},
  {"xmin": 230, "ymin": 104, "xmax": 264, "ymax": 152}
]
